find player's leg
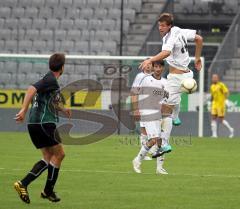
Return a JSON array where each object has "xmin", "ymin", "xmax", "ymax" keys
[
  {"xmin": 41, "ymin": 143, "xmax": 65, "ymax": 202},
  {"xmin": 218, "ymin": 107, "xmax": 234, "ymax": 138},
  {"xmin": 211, "ymin": 104, "xmax": 218, "ymax": 137},
  {"xmin": 14, "ymin": 124, "xmax": 52, "ymax": 204},
  {"xmin": 132, "ymin": 121, "xmax": 161, "ymax": 173}
]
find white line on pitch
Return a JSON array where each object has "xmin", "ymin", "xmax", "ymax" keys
[{"xmin": 0, "ymin": 167, "xmax": 240, "ymax": 179}]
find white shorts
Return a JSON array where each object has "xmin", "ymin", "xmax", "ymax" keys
[
  {"xmin": 166, "ymin": 70, "xmax": 193, "ymax": 105},
  {"xmin": 142, "ymin": 120, "xmax": 162, "ymax": 140}
]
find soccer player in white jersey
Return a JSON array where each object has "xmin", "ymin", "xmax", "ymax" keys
[
  {"xmin": 131, "ymin": 61, "xmax": 153, "ymax": 160},
  {"xmin": 132, "ymin": 61, "xmax": 169, "ymax": 174},
  {"xmin": 140, "ymin": 13, "xmax": 203, "ymax": 127}
]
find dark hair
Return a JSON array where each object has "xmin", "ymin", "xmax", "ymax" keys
[
  {"xmin": 158, "ymin": 13, "xmax": 174, "ymax": 26},
  {"xmin": 152, "ymin": 60, "xmax": 164, "ymax": 66},
  {"xmin": 49, "ymin": 53, "xmax": 65, "ymax": 72}
]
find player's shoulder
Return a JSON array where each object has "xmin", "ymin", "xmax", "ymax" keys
[{"xmin": 140, "ymin": 74, "xmax": 152, "ymax": 84}]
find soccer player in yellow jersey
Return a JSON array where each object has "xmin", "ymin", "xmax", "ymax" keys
[{"xmin": 210, "ymin": 74, "xmax": 234, "ymax": 138}]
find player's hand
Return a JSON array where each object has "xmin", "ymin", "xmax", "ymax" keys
[
  {"xmin": 15, "ymin": 109, "xmax": 26, "ymax": 123},
  {"xmin": 195, "ymin": 58, "xmax": 202, "ymax": 71},
  {"xmin": 62, "ymin": 108, "xmax": 72, "ymax": 120},
  {"xmin": 139, "ymin": 59, "xmax": 152, "ymax": 71},
  {"xmin": 132, "ymin": 110, "xmax": 141, "ymax": 121}
]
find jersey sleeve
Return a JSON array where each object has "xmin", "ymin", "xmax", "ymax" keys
[
  {"xmin": 32, "ymin": 74, "xmax": 59, "ymax": 93},
  {"xmin": 181, "ymin": 29, "xmax": 196, "ymax": 41},
  {"xmin": 221, "ymin": 83, "xmax": 229, "ymax": 94},
  {"xmin": 131, "ymin": 73, "xmax": 145, "ymax": 95}
]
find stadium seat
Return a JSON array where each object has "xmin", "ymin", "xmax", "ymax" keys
[
  {"xmin": 74, "ymin": 41, "xmax": 89, "ymax": 54},
  {"xmin": 58, "ymin": 74, "xmax": 69, "ymax": 87},
  {"xmin": 5, "ymin": 62, "xmax": 18, "ymax": 74},
  {"xmin": 59, "ymin": 0, "xmax": 73, "ymax": 9},
  {"xmin": 67, "ymin": 30, "xmax": 81, "ymax": 41},
  {"xmin": 19, "ymin": 18, "xmax": 32, "ymax": 29},
  {"xmin": 25, "ymin": 29, "xmax": 39, "ymax": 41},
  {"xmin": 32, "ymin": 63, "xmax": 48, "ymax": 75},
  {"xmin": 16, "ymin": 73, "xmax": 27, "ymax": 85},
  {"xmin": 101, "ymin": 0, "xmax": 114, "ymax": 8},
  {"xmin": 54, "ymin": 30, "xmax": 67, "ymax": 41},
  {"xmin": 0, "ymin": 29, "xmax": 11, "ymax": 40},
  {"xmin": 53, "ymin": 7, "xmax": 66, "ymax": 19},
  {"xmin": 75, "ymin": 64, "xmax": 89, "ymax": 74},
  {"xmin": 40, "ymin": 29, "xmax": 53, "ymax": 41},
  {"xmin": 12, "ymin": 7, "xmax": 25, "ymax": 19},
  {"xmin": 87, "ymin": 0, "xmax": 100, "ymax": 8},
  {"xmin": 126, "ymin": 0, "xmax": 142, "ymax": 12},
  {"xmin": 5, "ymin": 18, "xmax": 18, "ymax": 30},
  {"xmin": 80, "ymin": 30, "xmax": 90, "ymax": 41},
  {"xmin": 88, "ymin": 19, "xmax": 102, "ymax": 30},
  {"xmin": 109, "ymin": 30, "xmax": 120, "ymax": 42},
  {"xmin": 31, "ymin": 0, "xmax": 45, "ymax": 8},
  {"xmin": 46, "ymin": 19, "xmax": 60, "ymax": 29},
  {"xmin": 0, "ymin": 7, "xmax": 11, "ymax": 19},
  {"xmin": 74, "ymin": 19, "xmax": 88, "ymax": 30},
  {"xmin": 39, "ymin": 7, "xmax": 52, "ymax": 19},
  {"xmin": 18, "ymin": 62, "xmax": 33, "ymax": 74},
  {"xmin": 89, "ymin": 65, "xmax": 104, "ymax": 75},
  {"xmin": 123, "ymin": 9, "xmax": 136, "ymax": 22},
  {"xmin": 90, "ymin": 41, "xmax": 103, "ymax": 54},
  {"xmin": 72, "ymin": 0, "xmax": 87, "ymax": 9},
  {"xmin": 59, "ymin": 40, "xmax": 74, "ymax": 53},
  {"xmin": 103, "ymin": 41, "xmax": 117, "ymax": 54},
  {"xmin": 94, "ymin": 8, "xmax": 108, "ymax": 19},
  {"xmin": 45, "ymin": 0, "xmax": 58, "ymax": 8},
  {"xmin": 102, "ymin": 19, "xmax": 115, "ymax": 30},
  {"xmin": 0, "ymin": 73, "xmax": 12, "ymax": 84},
  {"xmin": 26, "ymin": 73, "xmax": 40, "ymax": 84},
  {"xmin": 0, "ymin": 18, "xmax": 5, "ymax": 29},
  {"xmin": 2, "ymin": 0, "xmax": 18, "ymax": 8},
  {"xmin": 12, "ymin": 29, "xmax": 25, "ymax": 40},
  {"xmin": 69, "ymin": 74, "xmax": 83, "ymax": 82},
  {"xmin": 95, "ymin": 30, "xmax": 109, "ymax": 41},
  {"xmin": 60, "ymin": 19, "xmax": 74, "ymax": 30},
  {"xmin": 5, "ymin": 40, "xmax": 18, "ymax": 53},
  {"xmin": 19, "ymin": 40, "xmax": 33, "ymax": 53},
  {"xmin": 32, "ymin": 19, "xmax": 46, "ymax": 30},
  {"xmin": 66, "ymin": 8, "xmax": 80, "ymax": 19},
  {"xmin": 79, "ymin": 8, "xmax": 94, "ymax": 19},
  {"xmin": 5, "ymin": 84, "xmax": 18, "ymax": 89},
  {"xmin": 108, "ymin": 9, "xmax": 121, "ymax": 20},
  {"xmin": 64, "ymin": 64, "xmax": 75, "ymax": 74},
  {"xmin": 18, "ymin": 0, "xmax": 32, "ymax": 7},
  {"xmin": 25, "ymin": 7, "xmax": 38, "ymax": 19},
  {"xmin": 32, "ymin": 40, "xmax": 46, "ymax": 53}
]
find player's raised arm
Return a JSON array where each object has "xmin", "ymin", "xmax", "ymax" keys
[
  {"xmin": 194, "ymin": 34, "xmax": 203, "ymax": 71},
  {"xmin": 15, "ymin": 86, "xmax": 37, "ymax": 123},
  {"xmin": 139, "ymin": 50, "xmax": 170, "ymax": 71}
]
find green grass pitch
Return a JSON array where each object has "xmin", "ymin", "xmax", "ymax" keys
[{"xmin": 0, "ymin": 132, "xmax": 240, "ymax": 209}]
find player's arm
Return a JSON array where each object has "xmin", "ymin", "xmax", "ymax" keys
[
  {"xmin": 54, "ymin": 99, "xmax": 72, "ymax": 119},
  {"xmin": 15, "ymin": 86, "xmax": 37, "ymax": 123},
  {"xmin": 139, "ymin": 50, "xmax": 170, "ymax": 71},
  {"xmin": 194, "ymin": 34, "xmax": 203, "ymax": 71},
  {"xmin": 131, "ymin": 90, "xmax": 140, "ymax": 121}
]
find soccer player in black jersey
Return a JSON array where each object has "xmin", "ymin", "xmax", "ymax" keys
[{"xmin": 14, "ymin": 53, "xmax": 71, "ymax": 203}]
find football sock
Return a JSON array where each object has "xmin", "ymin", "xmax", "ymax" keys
[
  {"xmin": 21, "ymin": 159, "xmax": 48, "ymax": 187},
  {"xmin": 222, "ymin": 120, "xmax": 233, "ymax": 131},
  {"xmin": 148, "ymin": 144, "xmax": 158, "ymax": 155},
  {"xmin": 161, "ymin": 117, "xmax": 173, "ymax": 145},
  {"xmin": 172, "ymin": 104, "xmax": 180, "ymax": 120},
  {"xmin": 157, "ymin": 155, "xmax": 165, "ymax": 169},
  {"xmin": 136, "ymin": 145, "xmax": 150, "ymax": 162},
  {"xmin": 44, "ymin": 162, "xmax": 60, "ymax": 195},
  {"xmin": 211, "ymin": 120, "xmax": 217, "ymax": 137},
  {"xmin": 140, "ymin": 134, "xmax": 148, "ymax": 146}
]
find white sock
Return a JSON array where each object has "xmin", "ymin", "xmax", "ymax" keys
[
  {"xmin": 136, "ymin": 145, "xmax": 149, "ymax": 162},
  {"xmin": 148, "ymin": 144, "xmax": 158, "ymax": 155},
  {"xmin": 140, "ymin": 134, "xmax": 147, "ymax": 146},
  {"xmin": 161, "ymin": 117, "xmax": 173, "ymax": 145},
  {"xmin": 172, "ymin": 104, "xmax": 180, "ymax": 120},
  {"xmin": 211, "ymin": 120, "xmax": 217, "ymax": 137},
  {"xmin": 157, "ymin": 155, "xmax": 164, "ymax": 169},
  {"xmin": 222, "ymin": 120, "xmax": 233, "ymax": 131}
]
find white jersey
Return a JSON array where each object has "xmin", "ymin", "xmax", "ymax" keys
[
  {"xmin": 137, "ymin": 75, "xmax": 168, "ymax": 121},
  {"xmin": 131, "ymin": 72, "xmax": 150, "ymax": 92},
  {"xmin": 162, "ymin": 26, "xmax": 196, "ymax": 71}
]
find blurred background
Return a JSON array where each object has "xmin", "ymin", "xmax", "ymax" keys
[{"xmin": 0, "ymin": 0, "xmax": 239, "ymax": 137}]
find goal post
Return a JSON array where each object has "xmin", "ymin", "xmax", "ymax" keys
[{"xmin": 0, "ymin": 53, "xmax": 205, "ymax": 137}]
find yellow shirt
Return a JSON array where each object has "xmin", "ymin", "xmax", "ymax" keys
[{"xmin": 210, "ymin": 82, "xmax": 228, "ymax": 105}]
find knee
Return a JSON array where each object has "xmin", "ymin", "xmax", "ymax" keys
[{"xmin": 55, "ymin": 151, "xmax": 65, "ymax": 162}]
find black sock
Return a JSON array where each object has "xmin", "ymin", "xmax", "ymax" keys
[
  {"xmin": 21, "ymin": 159, "xmax": 48, "ymax": 187},
  {"xmin": 44, "ymin": 163, "xmax": 60, "ymax": 195}
]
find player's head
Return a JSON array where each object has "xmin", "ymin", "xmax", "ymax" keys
[
  {"xmin": 49, "ymin": 53, "xmax": 65, "ymax": 76},
  {"xmin": 152, "ymin": 60, "xmax": 164, "ymax": 76},
  {"xmin": 142, "ymin": 58, "xmax": 153, "ymax": 74},
  {"xmin": 212, "ymin": 74, "xmax": 220, "ymax": 84},
  {"xmin": 158, "ymin": 13, "xmax": 174, "ymax": 37}
]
